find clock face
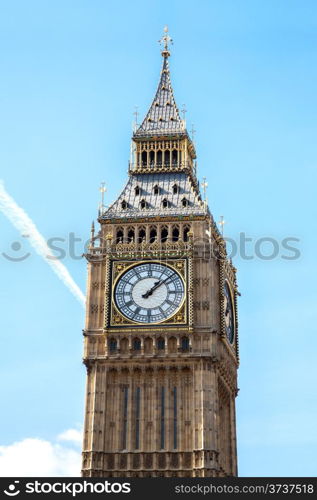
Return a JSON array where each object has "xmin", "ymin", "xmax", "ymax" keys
[
  {"xmin": 224, "ymin": 281, "xmax": 235, "ymax": 343},
  {"xmin": 114, "ymin": 262, "xmax": 185, "ymax": 324}
]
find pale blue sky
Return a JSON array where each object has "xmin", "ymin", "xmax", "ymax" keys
[{"xmin": 0, "ymin": 0, "xmax": 317, "ymax": 476}]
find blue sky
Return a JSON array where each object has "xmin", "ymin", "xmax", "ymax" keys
[{"xmin": 0, "ymin": 0, "xmax": 317, "ymax": 476}]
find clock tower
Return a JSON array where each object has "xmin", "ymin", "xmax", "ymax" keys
[{"xmin": 82, "ymin": 29, "xmax": 239, "ymax": 478}]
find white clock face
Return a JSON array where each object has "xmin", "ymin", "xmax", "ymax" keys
[{"xmin": 114, "ymin": 262, "xmax": 185, "ymax": 324}]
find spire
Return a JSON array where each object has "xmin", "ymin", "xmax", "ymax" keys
[{"xmin": 134, "ymin": 27, "xmax": 185, "ymax": 137}]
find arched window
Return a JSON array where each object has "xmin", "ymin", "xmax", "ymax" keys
[
  {"xmin": 127, "ymin": 228, "xmax": 135, "ymax": 243},
  {"xmin": 133, "ymin": 338, "xmax": 141, "ymax": 351},
  {"xmin": 116, "ymin": 228, "xmax": 124, "ymax": 243},
  {"xmin": 144, "ymin": 337, "xmax": 153, "ymax": 354},
  {"xmin": 140, "ymin": 199, "xmax": 148, "ymax": 209},
  {"xmin": 138, "ymin": 227, "xmax": 146, "ymax": 243},
  {"xmin": 164, "ymin": 150, "xmax": 170, "ymax": 166},
  {"xmin": 162, "ymin": 198, "xmax": 169, "ymax": 209},
  {"xmin": 182, "ymin": 197, "xmax": 189, "ymax": 207},
  {"xmin": 172, "ymin": 149, "xmax": 178, "ymax": 165},
  {"xmin": 135, "ymin": 186, "xmax": 141, "ymax": 196},
  {"xmin": 161, "ymin": 226, "xmax": 168, "ymax": 243},
  {"xmin": 173, "ymin": 184, "xmax": 179, "ymax": 195},
  {"xmin": 168, "ymin": 336, "xmax": 177, "ymax": 353},
  {"xmin": 120, "ymin": 338, "xmax": 129, "ymax": 353},
  {"xmin": 109, "ymin": 338, "xmax": 117, "ymax": 352},
  {"xmin": 157, "ymin": 337, "xmax": 165, "ymax": 350},
  {"xmin": 172, "ymin": 226, "xmax": 180, "ymax": 242},
  {"xmin": 153, "ymin": 185, "xmax": 160, "ymax": 195},
  {"xmin": 121, "ymin": 200, "xmax": 127, "ymax": 209},
  {"xmin": 149, "ymin": 227, "xmax": 157, "ymax": 243},
  {"xmin": 181, "ymin": 336, "xmax": 189, "ymax": 351},
  {"xmin": 157, "ymin": 150, "xmax": 162, "ymax": 165},
  {"xmin": 183, "ymin": 225, "xmax": 191, "ymax": 242},
  {"xmin": 141, "ymin": 151, "xmax": 147, "ymax": 166},
  {"xmin": 149, "ymin": 151, "xmax": 154, "ymax": 165}
]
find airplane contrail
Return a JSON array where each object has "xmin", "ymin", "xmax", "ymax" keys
[{"xmin": 0, "ymin": 180, "xmax": 86, "ymax": 308}]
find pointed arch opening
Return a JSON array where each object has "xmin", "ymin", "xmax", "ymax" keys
[
  {"xmin": 183, "ymin": 225, "xmax": 191, "ymax": 242},
  {"xmin": 168, "ymin": 336, "xmax": 177, "ymax": 353},
  {"xmin": 173, "ymin": 184, "xmax": 179, "ymax": 195},
  {"xmin": 182, "ymin": 197, "xmax": 189, "ymax": 207},
  {"xmin": 140, "ymin": 199, "xmax": 148, "ymax": 209},
  {"xmin": 120, "ymin": 338, "xmax": 129, "ymax": 353},
  {"xmin": 144, "ymin": 337, "xmax": 153, "ymax": 354},
  {"xmin": 127, "ymin": 228, "xmax": 135, "ymax": 243},
  {"xmin": 157, "ymin": 337, "xmax": 165, "ymax": 350},
  {"xmin": 109, "ymin": 338, "xmax": 117, "ymax": 352},
  {"xmin": 149, "ymin": 227, "xmax": 157, "ymax": 243},
  {"xmin": 121, "ymin": 200, "xmax": 127, "ymax": 210},
  {"xmin": 138, "ymin": 227, "xmax": 146, "ymax": 243},
  {"xmin": 149, "ymin": 150, "xmax": 155, "ymax": 165},
  {"xmin": 157, "ymin": 150, "xmax": 162, "ymax": 166},
  {"xmin": 162, "ymin": 198, "xmax": 169, "ymax": 209},
  {"xmin": 133, "ymin": 338, "xmax": 141, "ymax": 351},
  {"xmin": 135, "ymin": 186, "xmax": 141, "ymax": 196},
  {"xmin": 153, "ymin": 185, "xmax": 160, "ymax": 195},
  {"xmin": 164, "ymin": 150, "xmax": 170, "ymax": 166},
  {"xmin": 116, "ymin": 228, "xmax": 124, "ymax": 244},
  {"xmin": 181, "ymin": 336, "xmax": 189, "ymax": 351},
  {"xmin": 141, "ymin": 151, "xmax": 147, "ymax": 166},
  {"xmin": 172, "ymin": 226, "xmax": 180, "ymax": 242},
  {"xmin": 161, "ymin": 226, "xmax": 168, "ymax": 243},
  {"xmin": 172, "ymin": 149, "xmax": 178, "ymax": 166}
]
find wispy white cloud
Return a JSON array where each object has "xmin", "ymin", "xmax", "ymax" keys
[
  {"xmin": 0, "ymin": 180, "xmax": 85, "ymax": 308},
  {"xmin": 0, "ymin": 430, "xmax": 82, "ymax": 477},
  {"xmin": 57, "ymin": 429, "xmax": 82, "ymax": 446}
]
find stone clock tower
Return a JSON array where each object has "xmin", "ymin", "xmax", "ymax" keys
[{"xmin": 82, "ymin": 30, "xmax": 239, "ymax": 478}]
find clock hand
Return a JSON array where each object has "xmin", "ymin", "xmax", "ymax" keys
[
  {"xmin": 142, "ymin": 281, "xmax": 161, "ymax": 299},
  {"xmin": 142, "ymin": 275, "xmax": 173, "ymax": 298}
]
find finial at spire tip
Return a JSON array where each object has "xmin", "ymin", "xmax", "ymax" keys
[{"xmin": 159, "ymin": 25, "xmax": 173, "ymax": 57}]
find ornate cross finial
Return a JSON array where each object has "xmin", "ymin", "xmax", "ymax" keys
[
  {"xmin": 201, "ymin": 177, "xmax": 208, "ymax": 201},
  {"xmin": 99, "ymin": 182, "xmax": 107, "ymax": 214},
  {"xmin": 191, "ymin": 124, "xmax": 196, "ymax": 141},
  {"xmin": 159, "ymin": 26, "xmax": 173, "ymax": 56},
  {"xmin": 133, "ymin": 106, "xmax": 139, "ymax": 131},
  {"xmin": 218, "ymin": 215, "xmax": 226, "ymax": 236}
]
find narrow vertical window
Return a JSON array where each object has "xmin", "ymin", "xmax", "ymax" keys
[
  {"xmin": 141, "ymin": 151, "xmax": 147, "ymax": 166},
  {"xmin": 135, "ymin": 387, "xmax": 140, "ymax": 449},
  {"xmin": 173, "ymin": 386, "xmax": 177, "ymax": 449},
  {"xmin": 160, "ymin": 387, "xmax": 165, "ymax": 449},
  {"xmin": 122, "ymin": 386, "xmax": 128, "ymax": 449}
]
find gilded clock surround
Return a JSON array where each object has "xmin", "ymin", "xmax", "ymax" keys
[
  {"xmin": 109, "ymin": 259, "xmax": 188, "ymax": 328},
  {"xmin": 82, "ymin": 31, "xmax": 239, "ymax": 478}
]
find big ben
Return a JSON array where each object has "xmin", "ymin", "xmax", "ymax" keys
[{"xmin": 82, "ymin": 28, "xmax": 239, "ymax": 478}]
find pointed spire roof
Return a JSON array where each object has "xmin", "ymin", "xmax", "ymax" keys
[{"xmin": 134, "ymin": 28, "xmax": 185, "ymax": 137}]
